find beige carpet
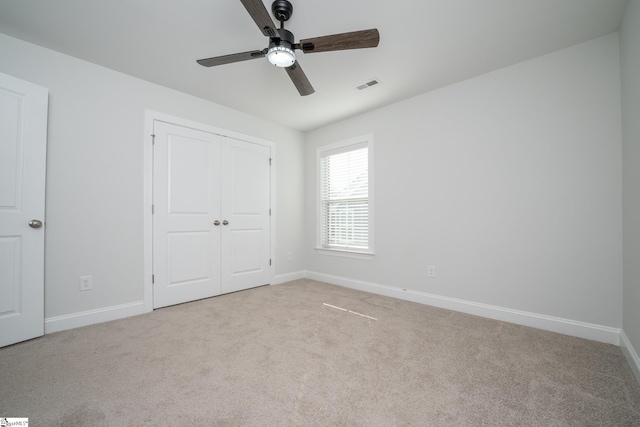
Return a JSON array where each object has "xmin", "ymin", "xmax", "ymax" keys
[{"xmin": 1, "ymin": 279, "xmax": 639, "ymax": 426}]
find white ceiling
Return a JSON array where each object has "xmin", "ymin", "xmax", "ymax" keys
[{"xmin": 0, "ymin": 0, "xmax": 629, "ymax": 131}]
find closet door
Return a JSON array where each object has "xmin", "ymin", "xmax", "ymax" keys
[
  {"xmin": 152, "ymin": 121, "xmax": 272, "ymax": 309},
  {"xmin": 220, "ymin": 138, "xmax": 271, "ymax": 294},
  {"xmin": 153, "ymin": 121, "xmax": 222, "ymax": 309}
]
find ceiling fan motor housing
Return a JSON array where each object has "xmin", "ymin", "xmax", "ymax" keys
[
  {"xmin": 270, "ymin": 28, "xmax": 295, "ymax": 49},
  {"xmin": 267, "ymin": 28, "xmax": 296, "ymax": 67}
]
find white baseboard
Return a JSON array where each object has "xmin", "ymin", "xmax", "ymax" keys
[
  {"xmin": 273, "ymin": 270, "xmax": 306, "ymax": 285},
  {"xmin": 45, "ymin": 301, "xmax": 145, "ymax": 334},
  {"xmin": 620, "ymin": 331, "xmax": 640, "ymax": 384},
  {"xmin": 41, "ymin": 274, "xmax": 626, "ymax": 351},
  {"xmin": 305, "ymin": 271, "xmax": 621, "ymax": 345}
]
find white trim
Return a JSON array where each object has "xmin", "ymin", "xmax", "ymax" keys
[
  {"xmin": 269, "ymin": 146, "xmax": 277, "ymax": 290},
  {"xmin": 44, "ymin": 301, "xmax": 145, "ymax": 334},
  {"xmin": 143, "ymin": 112, "xmax": 154, "ymax": 313},
  {"xmin": 143, "ymin": 110, "xmax": 276, "ymax": 312},
  {"xmin": 621, "ymin": 330, "xmax": 640, "ymax": 385},
  {"xmin": 147, "ymin": 110, "xmax": 277, "ymax": 147},
  {"xmin": 273, "ymin": 271, "xmax": 306, "ymax": 284},
  {"xmin": 305, "ymin": 270, "xmax": 622, "ymax": 345},
  {"xmin": 315, "ymin": 248, "xmax": 374, "ymax": 260}
]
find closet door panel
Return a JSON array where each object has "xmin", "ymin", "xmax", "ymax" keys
[
  {"xmin": 153, "ymin": 122, "xmax": 222, "ymax": 308},
  {"xmin": 221, "ymin": 139, "xmax": 271, "ymax": 294}
]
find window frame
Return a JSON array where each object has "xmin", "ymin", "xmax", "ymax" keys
[{"xmin": 316, "ymin": 134, "xmax": 374, "ymax": 259}]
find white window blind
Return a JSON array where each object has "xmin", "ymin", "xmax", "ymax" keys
[{"xmin": 320, "ymin": 144, "xmax": 369, "ymax": 250}]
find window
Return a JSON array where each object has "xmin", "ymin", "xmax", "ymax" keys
[{"xmin": 317, "ymin": 136, "xmax": 373, "ymax": 257}]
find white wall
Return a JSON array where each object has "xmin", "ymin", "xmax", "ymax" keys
[
  {"xmin": 305, "ymin": 34, "xmax": 623, "ymax": 330},
  {"xmin": 621, "ymin": 0, "xmax": 640, "ymax": 377},
  {"xmin": 0, "ymin": 24, "xmax": 629, "ymax": 345},
  {"xmin": 0, "ymin": 33, "xmax": 306, "ymax": 320}
]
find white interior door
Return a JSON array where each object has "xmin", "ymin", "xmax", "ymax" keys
[
  {"xmin": 221, "ymin": 138, "xmax": 271, "ymax": 294},
  {"xmin": 152, "ymin": 121, "xmax": 222, "ymax": 309},
  {"xmin": 0, "ymin": 72, "xmax": 48, "ymax": 347}
]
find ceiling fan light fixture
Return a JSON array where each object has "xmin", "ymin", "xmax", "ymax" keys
[{"xmin": 267, "ymin": 45, "xmax": 296, "ymax": 67}]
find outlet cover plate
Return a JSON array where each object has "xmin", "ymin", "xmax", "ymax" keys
[
  {"xmin": 427, "ymin": 265, "xmax": 436, "ymax": 278},
  {"xmin": 80, "ymin": 275, "xmax": 93, "ymax": 291}
]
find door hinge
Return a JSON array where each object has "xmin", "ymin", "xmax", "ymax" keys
[
  {"xmin": 269, "ymin": 259, "xmax": 272, "ymax": 266},
  {"xmin": 269, "ymin": 208, "xmax": 271, "ymax": 216},
  {"xmin": 152, "ymin": 204, "xmax": 155, "ymax": 214},
  {"xmin": 269, "ymin": 158, "xmax": 272, "ymax": 166},
  {"xmin": 152, "ymin": 274, "xmax": 155, "ymax": 284},
  {"xmin": 151, "ymin": 134, "xmax": 156, "ymax": 145}
]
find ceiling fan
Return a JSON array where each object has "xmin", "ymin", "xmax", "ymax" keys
[{"xmin": 196, "ymin": 0, "xmax": 380, "ymax": 96}]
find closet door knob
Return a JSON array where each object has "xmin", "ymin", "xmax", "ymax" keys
[
  {"xmin": 213, "ymin": 220, "xmax": 220, "ymax": 226},
  {"xmin": 222, "ymin": 220, "xmax": 229, "ymax": 226}
]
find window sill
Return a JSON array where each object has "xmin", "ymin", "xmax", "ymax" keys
[{"xmin": 315, "ymin": 248, "xmax": 375, "ymax": 260}]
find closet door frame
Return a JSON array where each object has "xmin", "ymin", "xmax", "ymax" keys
[{"xmin": 142, "ymin": 110, "xmax": 276, "ymax": 313}]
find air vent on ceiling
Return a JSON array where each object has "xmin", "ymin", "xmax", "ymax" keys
[{"xmin": 355, "ymin": 78, "xmax": 381, "ymax": 91}]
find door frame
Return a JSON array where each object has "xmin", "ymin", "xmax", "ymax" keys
[{"xmin": 143, "ymin": 110, "xmax": 276, "ymax": 313}]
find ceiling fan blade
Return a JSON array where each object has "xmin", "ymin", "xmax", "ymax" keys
[
  {"xmin": 285, "ymin": 62, "xmax": 315, "ymax": 96},
  {"xmin": 300, "ymin": 29, "xmax": 380, "ymax": 54},
  {"xmin": 197, "ymin": 50, "xmax": 265, "ymax": 67},
  {"xmin": 239, "ymin": 0, "xmax": 278, "ymax": 37}
]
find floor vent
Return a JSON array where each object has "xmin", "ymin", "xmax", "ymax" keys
[{"xmin": 355, "ymin": 78, "xmax": 381, "ymax": 91}]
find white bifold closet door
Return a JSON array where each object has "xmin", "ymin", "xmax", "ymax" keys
[{"xmin": 152, "ymin": 121, "xmax": 271, "ymax": 309}]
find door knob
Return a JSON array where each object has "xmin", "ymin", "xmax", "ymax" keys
[
  {"xmin": 29, "ymin": 219, "xmax": 43, "ymax": 229},
  {"xmin": 222, "ymin": 220, "xmax": 229, "ymax": 225},
  {"xmin": 213, "ymin": 220, "xmax": 220, "ymax": 226}
]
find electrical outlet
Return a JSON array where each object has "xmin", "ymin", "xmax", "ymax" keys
[
  {"xmin": 427, "ymin": 265, "xmax": 436, "ymax": 278},
  {"xmin": 80, "ymin": 275, "xmax": 93, "ymax": 291},
  {"xmin": 287, "ymin": 251, "xmax": 293, "ymax": 261}
]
